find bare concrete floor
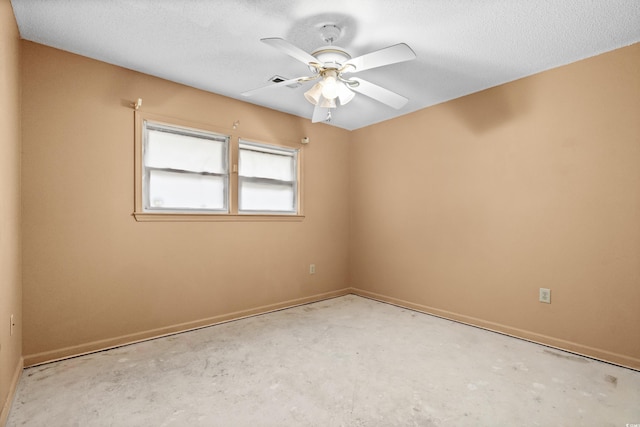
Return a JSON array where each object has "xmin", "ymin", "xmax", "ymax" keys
[{"xmin": 7, "ymin": 295, "xmax": 640, "ymax": 426}]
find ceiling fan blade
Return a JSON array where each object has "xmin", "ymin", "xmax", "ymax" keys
[
  {"xmin": 348, "ymin": 78, "xmax": 409, "ymax": 109},
  {"xmin": 261, "ymin": 37, "xmax": 319, "ymax": 66},
  {"xmin": 241, "ymin": 76, "xmax": 311, "ymax": 97},
  {"xmin": 343, "ymin": 43, "xmax": 416, "ymax": 73},
  {"xmin": 311, "ymin": 104, "xmax": 330, "ymax": 123}
]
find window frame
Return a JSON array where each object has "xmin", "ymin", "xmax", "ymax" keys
[
  {"xmin": 133, "ymin": 111, "xmax": 304, "ymax": 222},
  {"xmin": 142, "ymin": 120, "xmax": 230, "ymax": 214},
  {"xmin": 238, "ymin": 139, "xmax": 299, "ymax": 215}
]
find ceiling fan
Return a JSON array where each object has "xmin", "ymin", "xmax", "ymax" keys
[{"xmin": 242, "ymin": 25, "xmax": 416, "ymax": 123}]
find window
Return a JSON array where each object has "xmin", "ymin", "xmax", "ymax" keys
[
  {"xmin": 133, "ymin": 112, "xmax": 303, "ymax": 221},
  {"xmin": 142, "ymin": 121, "xmax": 229, "ymax": 213},
  {"xmin": 238, "ymin": 140, "xmax": 298, "ymax": 214}
]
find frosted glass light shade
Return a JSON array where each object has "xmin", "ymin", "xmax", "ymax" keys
[
  {"xmin": 336, "ymin": 83, "xmax": 355, "ymax": 105},
  {"xmin": 318, "ymin": 96, "xmax": 337, "ymax": 108},
  {"xmin": 304, "ymin": 82, "xmax": 324, "ymax": 105},
  {"xmin": 304, "ymin": 72, "xmax": 355, "ymax": 107},
  {"xmin": 321, "ymin": 75, "xmax": 338, "ymax": 99}
]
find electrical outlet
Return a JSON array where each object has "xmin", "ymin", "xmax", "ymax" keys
[
  {"xmin": 10, "ymin": 314, "xmax": 14, "ymax": 336},
  {"xmin": 539, "ymin": 288, "xmax": 551, "ymax": 304},
  {"xmin": 309, "ymin": 264, "xmax": 316, "ymax": 275}
]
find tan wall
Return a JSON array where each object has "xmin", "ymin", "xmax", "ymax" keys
[
  {"xmin": 21, "ymin": 42, "xmax": 351, "ymax": 365},
  {"xmin": 350, "ymin": 44, "xmax": 640, "ymax": 369},
  {"xmin": 0, "ymin": 0, "xmax": 23, "ymax": 422},
  {"xmin": 19, "ymin": 37, "xmax": 640, "ymax": 370}
]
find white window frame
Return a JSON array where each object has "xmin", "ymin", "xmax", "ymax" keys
[
  {"xmin": 133, "ymin": 112, "xmax": 304, "ymax": 222},
  {"xmin": 142, "ymin": 120, "xmax": 230, "ymax": 213},
  {"xmin": 238, "ymin": 140, "xmax": 299, "ymax": 215}
]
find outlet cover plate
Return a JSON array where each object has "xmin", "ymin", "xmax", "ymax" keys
[{"xmin": 539, "ymin": 288, "xmax": 551, "ymax": 304}]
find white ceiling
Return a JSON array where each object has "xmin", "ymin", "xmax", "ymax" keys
[{"xmin": 10, "ymin": 0, "xmax": 640, "ymax": 130}]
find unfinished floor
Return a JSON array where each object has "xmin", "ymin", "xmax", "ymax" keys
[{"xmin": 7, "ymin": 295, "xmax": 640, "ymax": 426}]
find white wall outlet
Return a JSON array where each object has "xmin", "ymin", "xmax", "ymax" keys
[
  {"xmin": 309, "ymin": 264, "xmax": 316, "ymax": 275},
  {"xmin": 539, "ymin": 288, "xmax": 551, "ymax": 304},
  {"xmin": 10, "ymin": 314, "xmax": 15, "ymax": 336}
]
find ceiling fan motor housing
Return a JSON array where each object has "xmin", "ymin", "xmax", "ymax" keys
[{"xmin": 311, "ymin": 46, "xmax": 351, "ymax": 70}]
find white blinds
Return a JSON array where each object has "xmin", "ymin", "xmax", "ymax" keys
[
  {"xmin": 238, "ymin": 148, "xmax": 294, "ymax": 181},
  {"xmin": 238, "ymin": 141, "xmax": 297, "ymax": 213},
  {"xmin": 143, "ymin": 122, "xmax": 229, "ymax": 212},
  {"xmin": 149, "ymin": 170, "xmax": 226, "ymax": 210},
  {"xmin": 146, "ymin": 127, "xmax": 227, "ymax": 174}
]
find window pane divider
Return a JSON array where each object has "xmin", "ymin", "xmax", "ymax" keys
[
  {"xmin": 146, "ymin": 166, "xmax": 227, "ymax": 178},
  {"xmin": 238, "ymin": 176, "xmax": 296, "ymax": 185}
]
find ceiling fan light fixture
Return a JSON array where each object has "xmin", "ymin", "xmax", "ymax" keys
[
  {"xmin": 304, "ymin": 81, "xmax": 324, "ymax": 105},
  {"xmin": 320, "ymin": 71, "xmax": 339, "ymax": 100},
  {"xmin": 336, "ymin": 82, "xmax": 355, "ymax": 105},
  {"xmin": 318, "ymin": 95, "xmax": 337, "ymax": 109}
]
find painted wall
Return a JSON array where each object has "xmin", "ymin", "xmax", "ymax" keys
[
  {"xmin": 349, "ymin": 44, "xmax": 640, "ymax": 368},
  {"xmin": 0, "ymin": 0, "xmax": 22, "ymax": 422},
  {"xmin": 18, "ymin": 37, "xmax": 640, "ymax": 370},
  {"xmin": 21, "ymin": 42, "xmax": 351, "ymax": 365}
]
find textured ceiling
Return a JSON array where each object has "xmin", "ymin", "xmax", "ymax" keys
[{"xmin": 11, "ymin": 0, "xmax": 640, "ymax": 130}]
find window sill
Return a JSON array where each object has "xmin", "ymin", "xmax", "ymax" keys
[{"xmin": 133, "ymin": 212, "xmax": 305, "ymax": 222}]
